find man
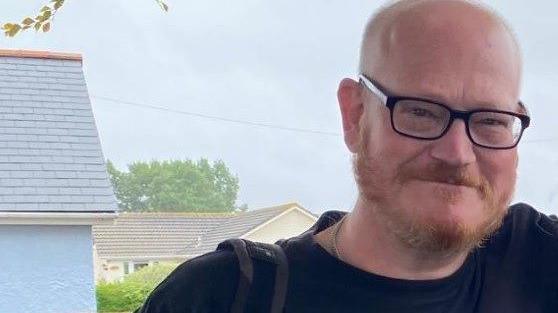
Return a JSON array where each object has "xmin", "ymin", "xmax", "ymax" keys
[{"xmin": 139, "ymin": 0, "xmax": 558, "ymax": 312}]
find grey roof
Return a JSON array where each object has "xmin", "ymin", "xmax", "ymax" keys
[
  {"xmin": 93, "ymin": 203, "xmax": 314, "ymax": 259},
  {"xmin": 0, "ymin": 51, "xmax": 117, "ymax": 212}
]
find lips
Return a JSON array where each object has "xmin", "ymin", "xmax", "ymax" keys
[
  {"xmin": 428, "ymin": 179, "xmax": 476, "ymax": 188},
  {"xmin": 427, "ymin": 180, "xmax": 475, "ymax": 190},
  {"xmin": 414, "ymin": 179, "xmax": 483, "ymax": 201}
]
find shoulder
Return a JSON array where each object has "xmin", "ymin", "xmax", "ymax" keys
[
  {"xmin": 505, "ymin": 202, "xmax": 558, "ymax": 238},
  {"xmin": 481, "ymin": 203, "xmax": 558, "ymax": 306},
  {"xmin": 487, "ymin": 202, "xmax": 558, "ymax": 258},
  {"xmin": 138, "ymin": 250, "xmax": 239, "ymax": 313}
]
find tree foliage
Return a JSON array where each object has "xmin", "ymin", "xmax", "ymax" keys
[
  {"xmin": 107, "ymin": 159, "xmax": 241, "ymax": 213},
  {"xmin": 2, "ymin": 0, "xmax": 168, "ymax": 37}
]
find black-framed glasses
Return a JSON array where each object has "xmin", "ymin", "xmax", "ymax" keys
[{"xmin": 358, "ymin": 74, "xmax": 531, "ymax": 150}]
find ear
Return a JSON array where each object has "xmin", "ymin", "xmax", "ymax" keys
[{"xmin": 338, "ymin": 78, "xmax": 364, "ymax": 153}]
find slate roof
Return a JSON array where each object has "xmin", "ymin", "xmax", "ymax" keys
[
  {"xmin": 0, "ymin": 50, "xmax": 117, "ymax": 212},
  {"xmin": 93, "ymin": 203, "xmax": 315, "ymax": 259}
]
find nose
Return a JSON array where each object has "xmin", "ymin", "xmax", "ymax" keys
[{"xmin": 429, "ymin": 119, "xmax": 477, "ymax": 167}]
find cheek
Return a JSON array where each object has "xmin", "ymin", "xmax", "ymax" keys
[
  {"xmin": 478, "ymin": 151, "xmax": 518, "ymax": 196},
  {"xmin": 367, "ymin": 104, "xmax": 425, "ymax": 156},
  {"xmin": 368, "ymin": 133, "xmax": 428, "ymax": 188}
]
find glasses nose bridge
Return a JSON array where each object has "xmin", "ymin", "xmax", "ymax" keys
[{"xmin": 446, "ymin": 109, "xmax": 471, "ymax": 131}]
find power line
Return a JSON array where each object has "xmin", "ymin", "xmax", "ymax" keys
[
  {"xmin": 522, "ymin": 138, "xmax": 558, "ymax": 144},
  {"xmin": 91, "ymin": 95, "xmax": 341, "ymax": 137},
  {"xmin": 90, "ymin": 95, "xmax": 558, "ymax": 144}
]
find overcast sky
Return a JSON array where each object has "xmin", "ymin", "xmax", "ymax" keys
[{"xmin": 2, "ymin": 0, "xmax": 558, "ymax": 215}]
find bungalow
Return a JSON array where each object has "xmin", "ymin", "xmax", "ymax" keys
[
  {"xmin": 0, "ymin": 50, "xmax": 117, "ymax": 313},
  {"xmin": 93, "ymin": 202, "xmax": 317, "ymax": 282}
]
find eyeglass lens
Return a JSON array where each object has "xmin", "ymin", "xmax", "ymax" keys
[{"xmin": 392, "ymin": 100, "xmax": 523, "ymax": 148}]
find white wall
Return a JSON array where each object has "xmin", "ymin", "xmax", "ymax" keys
[
  {"xmin": 95, "ymin": 258, "xmax": 183, "ymax": 283},
  {"xmin": 244, "ymin": 209, "xmax": 316, "ymax": 243},
  {"xmin": 95, "ymin": 259, "xmax": 127, "ymax": 283}
]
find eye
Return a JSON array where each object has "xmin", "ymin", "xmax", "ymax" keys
[
  {"xmin": 409, "ymin": 107, "xmax": 438, "ymax": 118},
  {"xmin": 477, "ymin": 117, "xmax": 509, "ymax": 128},
  {"xmin": 412, "ymin": 108, "xmax": 428, "ymax": 116}
]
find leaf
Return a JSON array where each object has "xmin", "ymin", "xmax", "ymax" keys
[
  {"xmin": 22, "ymin": 25, "xmax": 31, "ymax": 30},
  {"xmin": 2, "ymin": 23, "xmax": 13, "ymax": 30},
  {"xmin": 40, "ymin": 5, "xmax": 51, "ymax": 12},
  {"xmin": 22, "ymin": 18, "xmax": 34, "ymax": 25},
  {"xmin": 156, "ymin": 0, "xmax": 169, "ymax": 12},
  {"xmin": 34, "ymin": 22, "xmax": 42, "ymax": 31},
  {"xmin": 42, "ymin": 22, "xmax": 51, "ymax": 32},
  {"xmin": 43, "ymin": 10, "xmax": 52, "ymax": 20},
  {"xmin": 7, "ymin": 24, "xmax": 21, "ymax": 37},
  {"xmin": 53, "ymin": 0, "xmax": 64, "ymax": 10}
]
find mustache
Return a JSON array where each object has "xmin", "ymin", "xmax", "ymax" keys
[{"xmin": 397, "ymin": 162, "xmax": 489, "ymax": 194}]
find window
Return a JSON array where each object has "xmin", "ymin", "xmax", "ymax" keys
[{"xmin": 133, "ymin": 262, "xmax": 149, "ymax": 272}]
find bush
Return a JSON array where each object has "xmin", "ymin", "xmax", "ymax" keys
[{"xmin": 96, "ymin": 263, "xmax": 178, "ymax": 313}]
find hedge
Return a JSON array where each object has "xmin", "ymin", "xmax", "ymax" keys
[{"xmin": 96, "ymin": 263, "xmax": 178, "ymax": 313}]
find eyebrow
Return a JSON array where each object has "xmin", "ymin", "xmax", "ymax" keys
[
  {"xmin": 360, "ymin": 74, "xmax": 522, "ymax": 113},
  {"xmin": 386, "ymin": 85, "xmax": 514, "ymax": 111}
]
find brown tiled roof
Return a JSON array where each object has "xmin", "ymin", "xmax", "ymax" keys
[
  {"xmin": 93, "ymin": 203, "xmax": 312, "ymax": 260},
  {"xmin": 93, "ymin": 212, "xmax": 232, "ymax": 259},
  {"xmin": 186, "ymin": 203, "xmax": 305, "ymax": 255}
]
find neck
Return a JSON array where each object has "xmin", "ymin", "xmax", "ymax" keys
[{"xmin": 336, "ymin": 197, "xmax": 470, "ymax": 280}]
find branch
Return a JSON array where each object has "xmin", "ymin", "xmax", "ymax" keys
[
  {"xmin": 2, "ymin": 0, "xmax": 63, "ymax": 37},
  {"xmin": 156, "ymin": 0, "xmax": 169, "ymax": 12},
  {"xmin": 2, "ymin": 0, "xmax": 168, "ymax": 37}
]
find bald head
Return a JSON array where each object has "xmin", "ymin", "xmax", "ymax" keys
[
  {"xmin": 360, "ymin": 0, "xmax": 521, "ymax": 78},
  {"xmin": 358, "ymin": 0, "xmax": 522, "ymax": 110}
]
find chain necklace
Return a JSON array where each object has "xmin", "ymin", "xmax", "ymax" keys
[{"xmin": 330, "ymin": 214, "xmax": 347, "ymax": 260}]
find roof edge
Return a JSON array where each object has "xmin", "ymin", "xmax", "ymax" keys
[
  {"xmin": 118, "ymin": 212, "xmax": 236, "ymax": 218},
  {"xmin": 0, "ymin": 211, "xmax": 117, "ymax": 225},
  {"xmin": 0, "ymin": 49, "xmax": 82, "ymax": 61},
  {"xmin": 100, "ymin": 255, "xmax": 192, "ymax": 262},
  {"xmin": 240, "ymin": 204, "xmax": 317, "ymax": 239}
]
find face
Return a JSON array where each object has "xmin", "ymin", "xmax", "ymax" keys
[{"xmin": 343, "ymin": 5, "xmax": 522, "ymax": 255}]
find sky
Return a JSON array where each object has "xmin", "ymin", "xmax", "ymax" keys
[{"xmin": 1, "ymin": 0, "xmax": 557, "ymax": 215}]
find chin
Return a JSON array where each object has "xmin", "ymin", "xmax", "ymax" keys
[
  {"xmin": 394, "ymin": 189, "xmax": 501, "ymax": 253},
  {"xmin": 438, "ymin": 200, "xmax": 485, "ymax": 225}
]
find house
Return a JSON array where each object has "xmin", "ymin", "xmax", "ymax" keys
[
  {"xmin": 0, "ymin": 50, "xmax": 117, "ymax": 313},
  {"xmin": 93, "ymin": 202, "xmax": 317, "ymax": 282}
]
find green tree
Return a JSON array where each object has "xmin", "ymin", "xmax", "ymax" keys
[
  {"xmin": 2, "ymin": 0, "xmax": 168, "ymax": 37},
  {"xmin": 107, "ymin": 159, "xmax": 241, "ymax": 213}
]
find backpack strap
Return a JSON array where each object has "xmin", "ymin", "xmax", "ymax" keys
[
  {"xmin": 247, "ymin": 241, "xmax": 289, "ymax": 313},
  {"xmin": 217, "ymin": 239, "xmax": 289, "ymax": 313},
  {"xmin": 217, "ymin": 239, "xmax": 254, "ymax": 313}
]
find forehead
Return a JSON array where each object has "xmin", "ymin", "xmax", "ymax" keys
[
  {"xmin": 368, "ymin": 3, "xmax": 522, "ymax": 112},
  {"xmin": 391, "ymin": 71, "xmax": 519, "ymax": 112}
]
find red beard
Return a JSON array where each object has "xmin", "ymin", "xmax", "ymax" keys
[{"xmin": 353, "ymin": 128, "xmax": 510, "ymax": 256}]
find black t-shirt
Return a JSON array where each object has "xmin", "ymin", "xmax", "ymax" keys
[{"xmin": 138, "ymin": 203, "xmax": 558, "ymax": 312}]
